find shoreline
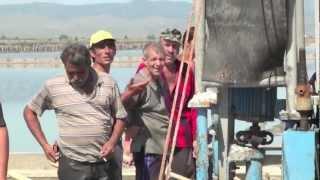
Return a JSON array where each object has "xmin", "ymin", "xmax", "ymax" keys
[
  {"xmin": 8, "ymin": 153, "xmax": 57, "ymax": 180},
  {"xmin": 7, "ymin": 153, "xmax": 281, "ymax": 180},
  {"xmin": 8, "ymin": 153, "xmax": 135, "ymax": 180},
  {"xmin": 0, "ymin": 57, "xmax": 140, "ymax": 68}
]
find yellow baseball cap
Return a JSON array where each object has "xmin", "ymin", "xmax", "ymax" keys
[{"xmin": 89, "ymin": 30, "xmax": 115, "ymax": 48}]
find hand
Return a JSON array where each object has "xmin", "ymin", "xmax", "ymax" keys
[
  {"xmin": 123, "ymin": 152, "xmax": 134, "ymax": 167},
  {"xmin": 42, "ymin": 143, "xmax": 59, "ymax": 163},
  {"xmin": 100, "ymin": 140, "xmax": 116, "ymax": 160},
  {"xmin": 138, "ymin": 57, "xmax": 145, "ymax": 64},
  {"xmin": 122, "ymin": 138, "xmax": 134, "ymax": 166},
  {"xmin": 123, "ymin": 138, "xmax": 132, "ymax": 154},
  {"xmin": 192, "ymin": 140, "xmax": 197, "ymax": 159},
  {"xmin": 53, "ymin": 141, "xmax": 59, "ymax": 154},
  {"xmin": 127, "ymin": 78, "xmax": 150, "ymax": 96}
]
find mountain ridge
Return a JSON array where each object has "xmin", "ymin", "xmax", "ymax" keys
[
  {"xmin": 0, "ymin": 1, "xmax": 315, "ymax": 39},
  {"xmin": 0, "ymin": 1, "xmax": 191, "ymax": 39}
]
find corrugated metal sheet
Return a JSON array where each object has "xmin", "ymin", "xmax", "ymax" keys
[{"xmin": 229, "ymin": 87, "xmax": 279, "ymax": 122}]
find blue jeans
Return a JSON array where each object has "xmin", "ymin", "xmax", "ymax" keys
[{"xmin": 133, "ymin": 148, "xmax": 162, "ymax": 180}]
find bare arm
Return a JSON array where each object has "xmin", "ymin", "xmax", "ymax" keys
[
  {"xmin": 23, "ymin": 106, "xmax": 58, "ymax": 162},
  {"xmin": 0, "ymin": 127, "xmax": 8, "ymax": 180},
  {"xmin": 121, "ymin": 79, "xmax": 149, "ymax": 105},
  {"xmin": 100, "ymin": 119, "xmax": 126, "ymax": 158},
  {"xmin": 123, "ymin": 126, "xmax": 140, "ymax": 152},
  {"xmin": 121, "ymin": 78, "xmax": 147, "ymax": 152},
  {"xmin": 109, "ymin": 119, "xmax": 126, "ymax": 147},
  {"xmin": 122, "ymin": 126, "xmax": 140, "ymax": 166}
]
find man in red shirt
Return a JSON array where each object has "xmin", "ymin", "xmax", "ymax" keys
[{"xmin": 159, "ymin": 28, "xmax": 196, "ymax": 178}]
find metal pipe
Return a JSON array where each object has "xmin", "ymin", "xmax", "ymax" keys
[
  {"xmin": 296, "ymin": 0, "xmax": 305, "ymax": 53},
  {"xmin": 194, "ymin": 0, "xmax": 205, "ymax": 93},
  {"xmin": 245, "ymin": 160, "xmax": 262, "ymax": 180},
  {"xmin": 196, "ymin": 108, "xmax": 209, "ymax": 180},
  {"xmin": 285, "ymin": 0, "xmax": 299, "ymax": 120},
  {"xmin": 296, "ymin": 0, "xmax": 312, "ymax": 130},
  {"xmin": 212, "ymin": 139, "xmax": 219, "ymax": 179}
]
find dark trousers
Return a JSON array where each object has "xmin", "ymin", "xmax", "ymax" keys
[
  {"xmin": 133, "ymin": 150, "xmax": 145, "ymax": 180},
  {"xmin": 112, "ymin": 142, "xmax": 123, "ymax": 180},
  {"xmin": 58, "ymin": 153, "xmax": 115, "ymax": 180},
  {"xmin": 133, "ymin": 148, "xmax": 162, "ymax": 180},
  {"xmin": 133, "ymin": 147, "xmax": 195, "ymax": 180},
  {"xmin": 144, "ymin": 154, "xmax": 162, "ymax": 180},
  {"xmin": 171, "ymin": 147, "xmax": 195, "ymax": 179}
]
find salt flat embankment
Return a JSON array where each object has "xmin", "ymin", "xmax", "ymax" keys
[
  {"xmin": 0, "ymin": 57, "xmax": 140, "ymax": 68},
  {"xmin": 8, "ymin": 153, "xmax": 135, "ymax": 180}
]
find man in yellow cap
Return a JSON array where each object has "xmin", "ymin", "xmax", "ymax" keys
[
  {"xmin": 89, "ymin": 30, "xmax": 117, "ymax": 73},
  {"xmin": 89, "ymin": 30, "xmax": 123, "ymax": 180}
]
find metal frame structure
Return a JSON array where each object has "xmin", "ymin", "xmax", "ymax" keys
[{"xmin": 191, "ymin": 0, "xmax": 320, "ymax": 179}]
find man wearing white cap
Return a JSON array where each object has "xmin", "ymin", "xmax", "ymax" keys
[{"xmin": 89, "ymin": 30, "xmax": 123, "ymax": 180}]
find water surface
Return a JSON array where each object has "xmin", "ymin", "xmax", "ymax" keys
[{"xmin": 0, "ymin": 67, "xmax": 135, "ymax": 152}]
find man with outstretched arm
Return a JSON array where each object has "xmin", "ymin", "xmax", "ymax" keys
[
  {"xmin": 122, "ymin": 42, "xmax": 169, "ymax": 180},
  {"xmin": 125, "ymin": 28, "xmax": 197, "ymax": 178}
]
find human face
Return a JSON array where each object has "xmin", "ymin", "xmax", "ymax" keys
[
  {"xmin": 160, "ymin": 38, "xmax": 180, "ymax": 65},
  {"xmin": 65, "ymin": 62, "xmax": 90, "ymax": 88},
  {"xmin": 144, "ymin": 49, "xmax": 165, "ymax": 78},
  {"xmin": 90, "ymin": 40, "xmax": 116, "ymax": 65}
]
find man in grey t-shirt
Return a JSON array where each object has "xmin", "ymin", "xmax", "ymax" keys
[
  {"xmin": 23, "ymin": 44, "xmax": 127, "ymax": 180},
  {"xmin": 0, "ymin": 103, "xmax": 9, "ymax": 180},
  {"xmin": 122, "ymin": 42, "xmax": 168, "ymax": 180},
  {"xmin": 89, "ymin": 30, "xmax": 123, "ymax": 180}
]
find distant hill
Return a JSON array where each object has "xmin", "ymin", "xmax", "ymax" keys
[
  {"xmin": 304, "ymin": 0, "xmax": 315, "ymax": 36},
  {"xmin": 0, "ymin": 0, "xmax": 314, "ymax": 39},
  {"xmin": 0, "ymin": 0, "xmax": 191, "ymax": 39}
]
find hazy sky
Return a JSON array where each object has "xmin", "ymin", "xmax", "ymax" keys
[{"xmin": 0, "ymin": 0, "xmax": 192, "ymax": 5}]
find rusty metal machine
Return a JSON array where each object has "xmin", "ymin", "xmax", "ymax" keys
[{"xmin": 190, "ymin": 0, "xmax": 320, "ymax": 179}]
